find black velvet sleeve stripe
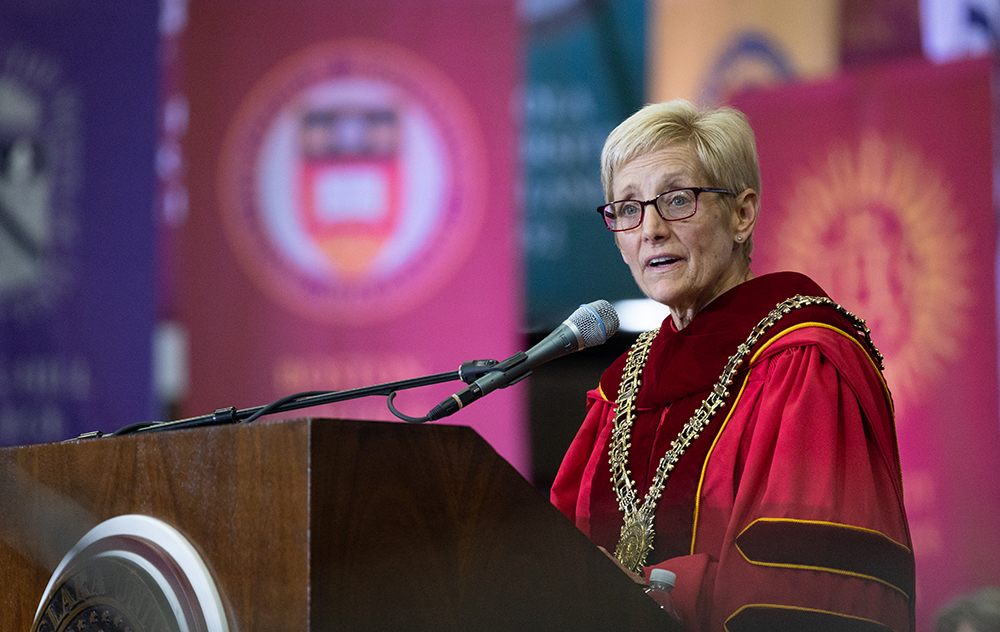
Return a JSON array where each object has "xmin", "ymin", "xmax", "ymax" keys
[
  {"xmin": 726, "ymin": 605, "xmax": 893, "ymax": 632},
  {"xmin": 735, "ymin": 518, "xmax": 914, "ymax": 598}
]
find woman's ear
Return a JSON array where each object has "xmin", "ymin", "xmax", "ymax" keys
[{"xmin": 733, "ymin": 188, "xmax": 760, "ymax": 235}]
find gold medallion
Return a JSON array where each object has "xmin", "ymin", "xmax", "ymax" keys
[{"xmin": 615, "ymin": 514, "xmax": 655, "ymax": 574}]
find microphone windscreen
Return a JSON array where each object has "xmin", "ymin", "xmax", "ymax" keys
[{"xmin": 571, "ymin": 300, "xmax": 620, "ymax": 349}]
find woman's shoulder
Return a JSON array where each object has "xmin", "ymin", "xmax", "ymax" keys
[
  {"xmin": 752, "ymin": 322, "xmax": 881, "ymax": 368},
  {"xmin": 735, "ymin": 273, "xmax": 884, "ymax": 371},
  {"xmin": 748, "ymin": 324, "xmax": 891, "ymax": 411},
  {"xmin": 753, "ymin": 326, "xmax": 896, "ymax": 439}
]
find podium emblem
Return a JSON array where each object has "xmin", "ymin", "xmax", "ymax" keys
[{"xmin": 31, "ymin": 515, "xmax": 228, "ymax": 632}]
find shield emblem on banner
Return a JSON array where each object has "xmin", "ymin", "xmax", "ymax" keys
[
  {"xmin": 219, "ymin": 40, "xmax": 487, "ymax": 323},
  {"xmin": 297, "ymin": 107, "xmax": 401, "ymax": 276}
]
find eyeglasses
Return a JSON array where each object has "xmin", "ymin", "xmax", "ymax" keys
[{"xmin": 597, "ymin": 187, "xmax": 730, "ymax": 232}]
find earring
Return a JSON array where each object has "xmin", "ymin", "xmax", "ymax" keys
[{"xmin": 736, "ymin": 235, "xmax": 744, "ymax": 242}]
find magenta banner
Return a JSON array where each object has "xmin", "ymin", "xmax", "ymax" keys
[
  {"xmin": 733, "ymin": 56, "xmax": 1000, "ymax": 630},
  {"xmin": 177, "ymin": 1, "xmax": 526, "ymax": 470}
]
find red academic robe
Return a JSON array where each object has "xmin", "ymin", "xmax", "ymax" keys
[{"xmin": 551, "ymin": 272, "xmax": 914, "ymax": 632}]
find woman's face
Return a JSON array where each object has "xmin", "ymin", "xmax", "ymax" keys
[{"xmin": 612, "ymin": 145, "xmax": 757, "ymax": 328}]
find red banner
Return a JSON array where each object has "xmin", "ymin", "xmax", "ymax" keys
[
  {"xmin": 732, "ymin": 56, "xmax": 1000, "ymax": 629},
  {"xmin": 176, "ymin": 2, "xmax": 526, "ymax": 471}
]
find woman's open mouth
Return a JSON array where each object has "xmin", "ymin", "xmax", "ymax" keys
[{"xmin": 647, "ymin": 255, "xmax": 680, "ymax": 269}]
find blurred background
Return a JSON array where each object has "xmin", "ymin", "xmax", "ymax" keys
[{"xmin": 2, "ymin": 0, "xmax": 998, "ymax": 628}]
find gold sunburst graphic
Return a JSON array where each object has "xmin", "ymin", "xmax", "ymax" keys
[{"xmin": 775, "ymin": 134, "xmax": 972, "ymax": 413}]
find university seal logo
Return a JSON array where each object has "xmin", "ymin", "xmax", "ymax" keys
[
  {"xmin": 32, "ymin": 515, "xmax": 228, "ymax": 632},
  {"xmin": 775, "ymin": 134, "xmax": 972, "ymax": 408},
  {"xmin": 219, "ymin": 40, "xmax": 487, "ymax": 323}
]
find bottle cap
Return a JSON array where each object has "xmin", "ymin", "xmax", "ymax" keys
[{"xmin": 648, "ymin": 568, "xmax": 676, "ymax": 587}]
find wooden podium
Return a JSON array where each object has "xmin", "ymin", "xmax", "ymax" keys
[{"xmin": 0, "ymin": 418, "xmax": 678, "ymax": 631}]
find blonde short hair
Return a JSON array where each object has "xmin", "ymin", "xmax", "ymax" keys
[{"xmin": 600, "ymin": 99, "xmax": 761, "ymax": 205}]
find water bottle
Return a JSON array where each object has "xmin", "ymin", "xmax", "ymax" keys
[{"xmin": 644, "ymin": 568, "xmax": 682, "ymax": 624}]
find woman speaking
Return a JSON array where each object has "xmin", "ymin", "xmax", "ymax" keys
[{"xmin": 551, "ymin": 100, "xmax": 915, "ymax": 631}]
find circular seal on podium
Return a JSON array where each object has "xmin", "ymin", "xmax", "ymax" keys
[{"xmin": 31, "ymin": 515, "xmax": 228, "ymax": 632}]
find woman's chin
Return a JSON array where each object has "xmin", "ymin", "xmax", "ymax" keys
[{"xmin": 640, "ymin": 284, "xmax": 684, "ymax": 309}]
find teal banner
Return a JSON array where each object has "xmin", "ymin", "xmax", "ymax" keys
[{"xmin": 522, "ymin": 0, "xmax": 646, "ymax": 331}]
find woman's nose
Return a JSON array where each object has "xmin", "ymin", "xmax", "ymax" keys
[{"xmin": 641, "ymin": 201, "xmax": 670, "ymax": 239}]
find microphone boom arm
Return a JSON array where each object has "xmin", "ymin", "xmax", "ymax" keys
[
  {"xmin": 80, "ymin": 300, "xmax": 618, "ymax": 437},
  {"xmin": 97, "ymin": 359, "xmax": 502, "ymax": 437}
]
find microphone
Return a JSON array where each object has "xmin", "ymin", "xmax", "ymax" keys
[{"xmin": 427, "ymin": 300, "xmax": 619, "ymax": 421}]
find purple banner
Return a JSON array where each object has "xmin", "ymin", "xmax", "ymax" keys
[{"xmin": 0, "ymin": 1, "xmax": 159, "ymax": 445}]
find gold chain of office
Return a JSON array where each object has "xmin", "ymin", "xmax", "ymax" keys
[{"xmin": 610, "ymin": 294, "xmax": 884, "ymax": 573}]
